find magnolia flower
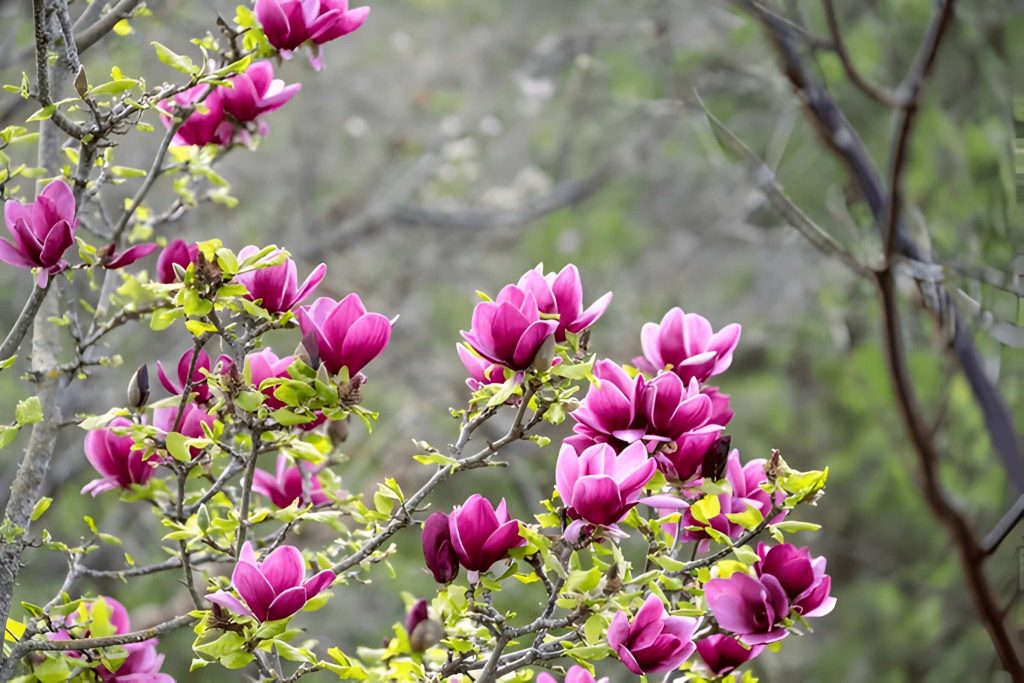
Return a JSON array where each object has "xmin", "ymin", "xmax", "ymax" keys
[
  {"xmin": 536, "ymin": 666, "xmax": 609, "ymax": 683},
  {"xmin": 0, "ymin": 179, "xmax": 77, "ymax": 286},
  {"xmin": 246, "ymin": 348, "xmax": 297, "ymax": 409},
  {"xmin": 634, "ymin": 308, "xmax": 741, "ymax": 384},
  {"xmin": 694, "ymin": 634, "xmax": 763, "ymax": 677},
  {"xmin": 82, "ymin": 417, "xmax": 154, "ymax": 495},
  {"xmin": 207, "ymin": 542, "xmax": 335, "ymax": 622},
  {"xmin": 234, "ymin": 246, "xmax": 325, "ymax": 313},
  {"xmin": 156, "ymin": 348, "xmax": 214, "ymax": 403},
  {"xmin": 448, "ymin": 494, "xmax": 524, "ymax": 574},
  {"xmin": 516, "ymin": 263, "xmax": 612, "ymax": 342},
  {"xmin": 254, "ymin": 0, "xmax": 370, "ymax": 69},
  {"xmin": 704, "ymin": 571, "xmax": 790, "ymax": 646},
  {"xmin": 296, "ymin": 295, "xmax": 392, "ymax": 377},
  {"xmin": 676, "ymin": 450, "xmax": 785, "ymax": 550},
  {"xmin": 608, "ymin": 595, "xmax": 698, "ymax": 675},
  {"xmin": 652, "ymin": 428, "xmax": 723, "ymax": 483},
  {"xmin": 162, "ymin": 84, "xmax": 230, "ymax": 147},
  {"xmin": 461, "ymin": 284, "xmax": 558, "ymax": 372},
  {"xmin": 50, "ymin": 598, "xmax": 174, "ymax": 682},
  {"xmin": 153, "ymin": 403, "xmax": 215, "ymax": 458},
  {"xmin": 456, "ymin": 343, "xmax": 506, "ymax": 391},
  {"xmin": 219, "ymin": 62, "xmax": 300, "ymax": 142},
  {"xmin": 556, "ymin": 441, "xmax": 656, "ymax": 534},
  {"xmin": 568, "ymin": 360, "xmax": 716, "ymax": 452},
  {"xmin": 252, "ymin": 454, "xmax": 330, "ymax": 508},
  {"xmin": 155, "ymin": 239, "xmax": 199, "ymax": 283},
  {"xmin": 754, "ymin": 543, "xmax": 836, "ymax": 618},
  {"xmin": 421, "ymin": 512, "xmax": 459, "ymax": 583}
]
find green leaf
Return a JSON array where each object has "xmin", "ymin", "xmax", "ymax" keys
[
  {"xmin": 0, "ymin": 425, "xmax": 19, "ymax": 450},
  {"xmin": 15, "ymin": 396, "xmax": 43, "ymax": 425},
  {"xmin": 151, "ymin": 42, "xmax": 197, "ymax": 74},
  {"xmin": 26, "ymin": 105, "xmax": 56, "ymax": 122},
  {"xmin": 690, "ymin": 494, "xmax": 721, "ymax": 524},
  {"xmin": 770, "ymin": 521, "xmax": 822, "ymax": 534},
  {"xmin": 30, "ymin": 497, "xmax": 52, "ymax": 521},
  {"xmin": 164, "ymin": 431, "xmax": 191, "ymax": 462},
  {"xmin": 89, "ymin": 79, "xmax": 140, "ymax": 96}
]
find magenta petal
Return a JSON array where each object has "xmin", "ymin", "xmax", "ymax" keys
[
  {"xmin": 338, "ymin": 313, "xmax": 391, "ymax": 375},
  {"xmin": 206, "ymin": 590, "xmax": 253, "ymax": 618},
  {"xmin": 39, "ymin": 220, "xmax": 73, "ymax": 267},
  {"xmin": 481, "ymin": 520, "xmax": 522, "ymax": 562},
  {"xmin": 511, "ymin": 320, "xmax": 556, "ymax": 369},
  {"xmin": 568, "ymin": 291, "xmax": 613, "ymax": 333},
  {"xmin": 289, "ymin": 262, "xmax": 326, "ymax": 308},
  {"xmin": 265, "ymin": 586, "xmax": 307, "ymax": 621},
  {"xmin": 302, "ymin": 569, "xmax": 336, "ymax": 598},
  {"xmin": 232, "ymin": 561, "xmax": 275, "ymax": 621},
  {"xmin": 0, "ymin": 238, "xmax": 34, "ymax": 268},
  {"xmin": 259, "ymin": 545, "xmax": 306, "ymax": 593}
]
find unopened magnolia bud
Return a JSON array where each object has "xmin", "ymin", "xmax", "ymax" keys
[
  {"xmin": 197, "ymin": 503, "xmax": 211, "ymax": 533},
  {"xmin": 327, "ymin": 416, "xmax": 350, "ymax": 445},
  {"xmin": 74, "ymin": 65, "xmax": 89, "ymax": 99},
  {"xmin": 409, "ymin": 618, "xmax": 443, "ymax": 652},
  {"xmin": 127, "ymin": 365, "xmax": 150, "ymax": 411},
  {"xmin": 299, "ymin": 331, "xmax": 320, "ymax": 369},
  {"xmin": 531, "ymin": 335, "xmax": 556, "ymax": 372},
  {"xmin": 701, "ymin": 435, "xmax": 730, "ymax": 481}
]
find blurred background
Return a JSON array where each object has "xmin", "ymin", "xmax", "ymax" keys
[{"xmin": 0, "ymin": 0, "xmax": 1022, "ymax": 680}]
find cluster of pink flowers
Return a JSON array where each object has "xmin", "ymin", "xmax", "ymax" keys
[
  {"xmin": 49, "ymin": 597, "xmax": 173, "ymax": 681},
  {"xmin": 426, "ymin": 263, "xmax": 834, "ymax": 677}
]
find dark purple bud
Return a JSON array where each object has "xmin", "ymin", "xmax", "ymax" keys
[
  {"xmin": 421, "ymin": 512, "xmax": 458, "ymax": 583},
  {"xmin": 127, "ymin": 364, "xmax": 150, "ymax": 411},
  {"xmin": 405, "ymin": 599, "xmax": 428, "ymax": 636}
]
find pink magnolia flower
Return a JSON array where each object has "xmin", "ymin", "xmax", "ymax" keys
[
  {"xmin": 456, "ymin": 343, "xmax": 506, "ymax": 391},
  {"xmin": 153, "ymin": 402, "xmax": 215, "ymax": 458},
  {"xmin": 516, "ymin": 263, "xmax": 612, "ymax": 342},
  {"xmin": 608, "ymin": 594, "xmax": 698, "ymax": 675},
  {"xmin": 252, "ymin": 454, "xmax": 330, "ymax": 508},
  {"xmin": 296, "ymin": 295, "xmax": 392, "ymax": 377},
  {"xmin": 82, "ymin": 417, "xmax": 154, "ymax": 496},
  {"xmin": 634, "ymin": 308, "xmax": 741, "ymax": 384},
  {"xmin": 254, "ymin": 0, "xmax": 370, "ymax": 70},
  {"xmin": 704, "ymin": 571, "xmax": 790, "ymax": 646},
  {"xmin": 99, "ymin": 242, "xmax": 158, "ymax": 270},
  {"xmin": 421, "ymin": 512, "xmax": 459, "ymax": 584},
  {"xmin": 652, "ymin": 428, "xmax": 723, "ymax": 483},
  {"xmin": 246, "ymin": 348, "xmax": 297, "ymax": 408},
  {"xmin": 754, "ymin": 543, "xmax": 836, "ymax": 618},
  {"xmin": 676, "ymin": 450, "xmax": 785, "ymax": 551},
  {"xmin": 705, "ymin": 386, "xmax": 734, "ymax": 426},
  {"xmin": 219, "ymin": 62, "xmax": 300, "ymax": 142},
  {"xmin": 448, "ymin": 494, "xmax": 524, "ymax": 574},
  {"xmin": 567, "ymin": 360, "xmax": 715, "ymax": 453},
  {"xmin": 0, "ymin": 179, "xmax": 77, "ymax": 286},
  {"xmin": 155, "ymin": 239, "xmax": 199, "ymax": 283},
  {"xmin": 157, "ymin": 348, "xmax": 214, "ymax": 403},
  {"xmin": 234, "ymin": 246, "xmax": 325, "ymax": 313},
  {"xmin": 461, "ymin": 284, "xmax": 558, "ymax": 372},
  {"xmin": 556, "ymin": 441, "xmax": 656, "ymax": 532},
  {"xmin": 50, "ymin": 598, "xmax": 174, "ymax": 682},
  {"xmin": 537, "ymin": 666, "xmax": 609, "ymax": 683},
  {"xmin": 207, "ymin": 542, "xmax": 335, "ymax": 622},
  {"xmin": 694, "ymin": 634, "xmax": 763, "ymax": 677},
  {"xmin": 161, "ymin": 84, "xmax": 230, "ymax": 147}
]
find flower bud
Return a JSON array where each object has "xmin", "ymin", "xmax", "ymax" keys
[
  {"xmin": 197, "ymin": 503, "xmax": 211, "ymax": 533},
  {"xmin": 405, "ymin": 598, "xmax": 443, "ymax": 651},
  {"xmin": 421, "ymin": 512, "xmax": 459, "ymax": 583},
  {"xmin": 126, "ymin": 365, "xmax": 150, "ymax": 411},
  {"xmin": 530, "ymin": 334, "xmax": 556, "ymax": 373},
  {"xmin": 328, "ymin": 416, "xmax": 350, "ymax": 445}
]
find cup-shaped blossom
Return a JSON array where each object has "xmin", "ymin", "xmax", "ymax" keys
[
  {"xmin": 207, "ymin": 542, "xmax": 335, "ymax": 622},
  {"xmin": 608, "ymin": 594, "xmax": 698, "ymax": 675},
  {"xmin": 642, "ymin": 372, "xmax": 714, "ymax": 444},
  {"xmin": 219, "ymin": 62, "xmax": 300, "ymax": 141},
  {"xmin": 82, "ymin": 417, "xmax": 154, "ymax": 496},
  {"xmin": 421, "ymin": 512, "xmax": 459, "ymax": 583},
  {"xmin": 157, "ymin": 348, "xmax": 214, "ymax": 403},
  {"xmin": 556, "ymin": 441, "xmax": 656, "ymax": 528},
  {"xmin": 568, "ymin": 360, "xmax": 647, "ymax": 450},
  {"xmin": 516, "ymin": 263, "xmax": 612, "ymax": 342},
  {"xmin": 156, "ymin": 239, "xmax": 199, "ymax": 283},
  {"xmin": 253, "ymin": 454, "xmax": 330, "ymax": 508},
  {"xmin": 537, "ymin": 666, "xmax": 609, "ymax": 683},
  {"xmin": 456, "ymin": 343, "xmax": 506, "ymax": 391},
  {"xmin": 461, "ymin": 285, "xmax": 558, "ymax": 372},
  {"xmin": 634, "ymin": 308, "xmax": 741, "ymax": 384},
  {"xmin": 448, "ymin": 494, "xmax": 524, "ymax": 574},
  {"xmin": 1, "ymin": 179, "xmax": 77, "ymax": 286},
  {"xmin": 246, "ymin": 348, "xmax": 298, "ymax": 409},
  {"xmin": 704, "ymin": 571, "xmax": 790, "ymax": 645},
  {"xmin": 754, "ymin": 543, "xmax": 836, "ymax": 618},
  {"xmin": 234, "ymin": 246, "xmax": 325, "ymax": 313},
  {"xmin": 255, "ymin": 0, "xmax": 370, "ymax": 69},
  {"xmin": 100, "ymin": 640, "xmax": 174, "ymax": 682},
  {"xmin": 161, "ymin": 84, "xmax": 230, "ymax": 147},
  {"xmin": 677, "ymin": 450, "xmax": 784, "ymax": 550},
  {"xmin": 153, "ymin": 402, "xmax": 215, "ymax": 458},
  {"xmin": 296, "ymin": 295, "xmax": 392, "ymax": 376},
  {"xmin": 652, "ymin": 427, "xmax": 723, "ymax": 483},
  {"xmin": 694, "ymin": 634, "xmax": 763, "ymax": 677}
]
